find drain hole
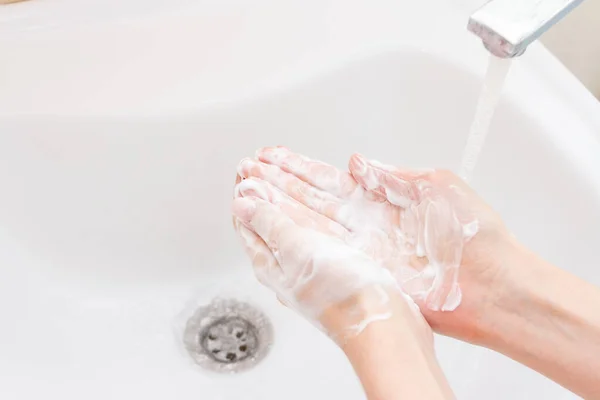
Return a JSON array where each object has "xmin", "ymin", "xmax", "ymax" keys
[
  {"xmin": 183, "ymin": 298, "xmax": 273, "ymax": 373},
  {"xmin": 198, "ymin": 317, "xmax": 259, "ymax": 364}
]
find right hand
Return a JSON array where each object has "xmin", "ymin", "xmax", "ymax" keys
[{"xmin": 347, "ymin": 154, "xmax": 516, "ymax": 341}]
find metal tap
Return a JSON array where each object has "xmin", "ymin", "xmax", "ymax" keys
[{"xmin": 468, "ymin": 0, "xmax": 585, "ymax": 58}]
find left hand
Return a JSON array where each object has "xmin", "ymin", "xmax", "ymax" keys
[
  {"xmin": 236, "ymin": 147, "xmax": 480, "ymax": 312},
  {"xmin": 232, "ymin": 179, "xmax": 421, "ymax": 342}
]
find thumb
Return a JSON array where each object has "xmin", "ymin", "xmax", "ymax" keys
[{"xmin": 348, "ymin": 154, "xmax": 422, "ymax": 208}]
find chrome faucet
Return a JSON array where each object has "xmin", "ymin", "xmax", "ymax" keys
[{"xmin": 468, "ymin": 0, "xmax": 585, "ymax": 58}]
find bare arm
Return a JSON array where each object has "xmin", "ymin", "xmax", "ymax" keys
[
  {"xmin": 471, "ymin": 240, "xmax": 600, "ymax": 399},
  {"xmin": 325, "ymin": 291, "xmax": 455, "ymax": 400},
  {"xmin": 231, "ymin": 180, "xmax": 456, "ymax": 400},
  {"xmin": 234, "ymin": 148, "xmax": 600, "ymax": 398}
]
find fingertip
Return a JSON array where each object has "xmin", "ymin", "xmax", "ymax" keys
[
  {"xmin": 231, "ymin": 197, "xmax": 257, "ymax": 223},
  {"xmin": 237, "ymin": 157, "xmax": 255, "ymax": 178},
  {"xmin": 254, "ymin": 147, "xmax": 266, "ymax": 159},
  {"xmin": 255, "ymin": 146, "xmax": 280, "ymax": 158},
  {"xmin": 255, "ymin": 147, "xmax": 270, "ymax": 161},
  {"xmin": 235, "ymin": 177, "xmax": 276, "ymax": 203},
  {"xmin": 256, "ymin": 146, "xmax": 290, "ymax": 163},
  {"xmin": 349, "ymin": 154, "xmax": 380, "ymax": 191},
  {"xmin": 348, "ymin": 153, "xmax": 368, "ymax": 177}
]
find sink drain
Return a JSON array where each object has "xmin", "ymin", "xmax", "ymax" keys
[
  {"xmin": 201, "ymin": 317, "xmax": 259, "ymax": 363},
  {"xmin": 183, "ymin": 298, "xmax": 273, "ymax": 373}
]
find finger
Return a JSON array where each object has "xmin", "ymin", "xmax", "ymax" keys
[
  {"xmin": 232, "ymin": 196, "xmax": 323, "ymax": 287},
  {"xmin": 238, "ymin": 158, "xmax": 356, "ymax": 229},
  {"xmin": 232, "ymin": 196, "xmax": 300, "ymax": 254},
  {"xmin": 349, "ymin": 153, "xmax": 423, "ymax": 208},
  {"xmin": 422, "ymin": 199, "xmax": 463, "ymax": 311},
  {"xmin": 234, "ymin": 175, "xmax": 285, "ymax": 204},
  {"xmin": 256, "ymin": 147, "xmax": 358, "ymax": 197},
  {"xmin": 232, "ymin": 172, "xmax": 243, "ymax": 203},
  {"xmin": 350, "ymin": 153, "xmax": 434, "ymax": 179},
  {"xmin": 276, "ymin": 293, "xmax": 294, "ymax": 309},
  {"xmin": 234, "ymin": 173, "xmax": 242, "ymax": 188},
  {"xmin": 235, "ymin": 220, "xmax": 285, "ymax": 291},
  {"xmin": 233, "ymin": 197, "xmax": 397, "ymax": 320},
  {"xmin": 235, "ymin": 177, "xmax": 349, "ymax": 239}
]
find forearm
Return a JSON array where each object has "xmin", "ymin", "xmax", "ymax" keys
[
  {"xmin": 477, "ymin": 242, "xmax": 600, "ymax": 399},
  {"xmin": 324, "ymin": 291, "xmax": 455, "ymax": 400}
]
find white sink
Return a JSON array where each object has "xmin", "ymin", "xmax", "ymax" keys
[{"xmin": 1, "ymin": 1, "xmax": 599, "ymax": 399}]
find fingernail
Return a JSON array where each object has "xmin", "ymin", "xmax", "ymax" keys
[
  {"xmin": 382, "ymin": 174, "xmax": 416, "ymax": 207},
  {"xmin": 236, "ymin": 157, "xmax": 255, "ymax": 178},
  {"xmin": 254, "ymin": 147, "xmax": 266, "ymax": 159},
  {"xmin": 350, "ymin": 154, "xmax": 368, "ymax": 176},
  {"xmin": 257, "ymin": 146, "xmax": 288, "ymax": 162},
  {"xmin": 232, "ymin": 197, "xmax": 257, "ymax": 223},
  {"xmin": 235, "ymin": 178, "xmax": 270, "ymax": 201},
  {"xmin": 350, "ymin": 154, "xmax": 380, "ymax": 191},
  {"xmin": 254, "ymin": 146, "xmax": 280, "ymax": 159}
]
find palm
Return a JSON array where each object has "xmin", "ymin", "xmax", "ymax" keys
[{"xmin": 236, "ymin": 148, "xmax": 508, "ymax": 329}]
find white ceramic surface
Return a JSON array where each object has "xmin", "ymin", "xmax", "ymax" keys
[{"xmin": 1, "ymin": 1, "xmax": 600, "ymax": 399}]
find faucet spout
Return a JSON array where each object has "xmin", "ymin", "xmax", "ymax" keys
[{"xmin": 468, "ymin": 0, "xmax": 585, "ymax": 58}]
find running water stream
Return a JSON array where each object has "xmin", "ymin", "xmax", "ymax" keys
[
  {"xmin": 460, "ymin": 55, "xmax": 512, "ymax": 182},
  {"xmin": 455, "ymin": 54, "xmax": 512, "ymax": 396}
]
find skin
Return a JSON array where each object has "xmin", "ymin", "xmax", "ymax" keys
[
  {"xmin": 233, "ymin": 147, "xmax": 600, "ymax": 399},
  {"xmin": 232, "ymin": 195, "xmax": 454, "ymax": 400},
  {"xmin": 471, "ymin": 240, "xmax": 600, "ymax": 399},
  {"xmin": 331, "ymin": 290, "xmax": 456, "ymax": 400}
]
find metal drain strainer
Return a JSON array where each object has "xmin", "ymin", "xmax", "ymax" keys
[{"xmin": 183, "ymin": 298, "xmax": 273, "ymax": 373}]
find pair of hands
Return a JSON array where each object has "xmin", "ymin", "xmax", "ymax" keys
[{"xmin": 232, "ymin": 147, "xmax": 510, "ymax": 343}]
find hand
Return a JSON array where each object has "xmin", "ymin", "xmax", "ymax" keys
[
  {"xmin": 347, "ymin": 153, "xmax": 514, "ymax": 341},
  {"xmin": 237, "ymin": 147, "xmax": 512, "ymax": 341},
  {"xmin": 231, "ymin": 186, "xmax": 425, "ymax": 342},
  {"xmin": 234, "ymin": 148, "xmax": 600, "ymax": 399}
]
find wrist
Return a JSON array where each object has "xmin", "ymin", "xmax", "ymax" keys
[
  {"xmin": 336, "ymin": 288, "xmax": 453, "ymax": 399},
  {"xmin": 472, "ymin": 244, "xmax": 600, "ymax": 398},
  {"xmin": 320, "ymin": 285, "xmax": 431, "ymax": 347},
  {"xmin": 461, "ymin": 237, "xmax": 541, "ymax": 346},
  {"xmin": 472, "ymin": 237, "xmax": 564, "ymax": 348}
]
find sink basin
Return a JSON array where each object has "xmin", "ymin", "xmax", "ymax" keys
[{"xmin": 1, "ymin": 0, "xmax": 599, "ymax": 399}]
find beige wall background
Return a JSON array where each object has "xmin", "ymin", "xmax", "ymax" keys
[{"xmin": 542, "ymin": 0, "xmax": 600, "ymax": 99}]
